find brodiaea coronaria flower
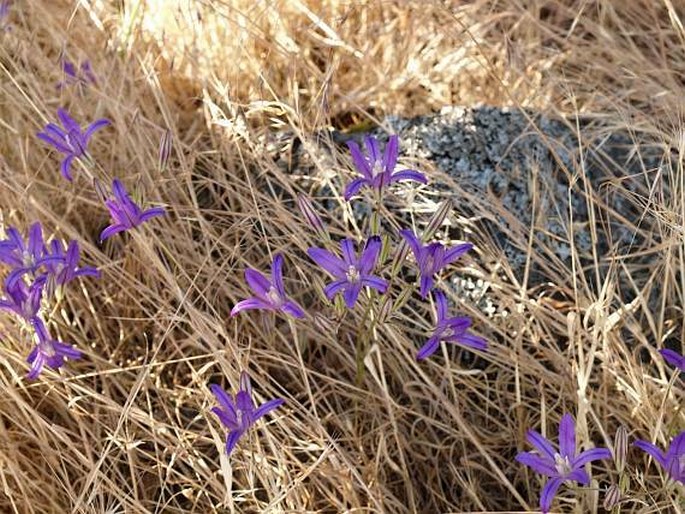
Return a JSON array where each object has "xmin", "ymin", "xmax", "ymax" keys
[
  {"xmin": 43, "ymin": 239, "xmax": 100, "ymax": 292},
  {"xmin": 417, "ymin": 290, "xmax": 486, "ymax": 360},
  {"xmin": 659, "ymin": 348, "xmax": 684, "ymax": 372},
  {"xmin": 36, "ymin": 108, "xmax": 110, "ymax": 181},
  {"xmin": 400, "ymin": 229, "xmax": 473, "ymax": 298},
  {"xmin": 634, "ymin": 431, "xmax": 685, "ymax": 484},
  {"xmin": 308, "ymin": 236, "xmax": 387, "ymax": 308},
  {"xmin": 100, "ymin": 179, "xmax": 165, "ymax": 241},
  {"xmin": 210, "ymin": 372, "xmax": 284, "ymax": 455},
  {"xmin": 344, "ymin": 135, "xmax": 427, "ymax": 200},
  {"xmin": 26, "ymin": 317, "xmax": 82, "ymax": 380},
  {"xmin": 0, "ymin": 222, "xmax": 58, "ymax": 288},
  {"xmin": 57, "ymin": 59, "xmax": 97, "ymax": 90},
  {"xmin": 230, "ymin": 254, "xmax": 305, "ymax": 319},
  {"xmin": 0, "ymin": 276, "xmax": 45, "ymax": 321},
  {"xmin": 516, "ymin": 413, "xmax": 613, "ymax": 513}
]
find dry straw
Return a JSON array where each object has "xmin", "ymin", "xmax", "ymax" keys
[{"xmin": 0, "ymin": 0, "xmax": 683, "ymax": 512}]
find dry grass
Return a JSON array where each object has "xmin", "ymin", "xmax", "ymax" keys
[{"xmin": 0, "ymin": 0, "xmax": 683, "ymax": 512}]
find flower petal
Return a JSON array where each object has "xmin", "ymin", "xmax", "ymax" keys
[
  {"xmin": 282, "ymin": 300, "xmax": 305, "ymax": 319},
  {"xmin": 340, "ymin": 239, "xmax": 357, "ymax": 266},
  {"xmin": 83, "ymin": 118, "xmax": 110, "ymax": 142},
  {"xmin": 382, "ymin": 134, "xmax": 399, "ymax": 175},
  {"xmin": 308, "ymin": 247, "xmax": 346, "ymax": 277},
  {"xmin": 389, "ymin": 169, "xmax": 428, "ymax": 184},
  {"xmin": 566, "ymin": 468, "xmax": 590, "ymax": 485},
  {"xmin": 416, "ymin": 337, "xmax": 440, "ymax": 360},
  {"xmin": 454, "ymin": 332, "xmax": 488, "ymax": 351},
  {"xmin": 419, "ymin": 275, "xmax": 433, "ymax": 299},
  {"xmin": 99, "ymin": 224, "xmax": 126, "ymax": 241},
  {"xmin": 361, "ymin": 276, "xmax": 387, "ymax": 293},
  {"xmin": 515, "ymin": 451, "xmax": 557, "ymax": 476},
  {"xmin": 252, "ymin": 398, "xmax": 285, "ymax": 422},
  {"xmin": 443, "ymin": 242, "xmax": 473, "ymax": 266},
  {"xmin": 343, "ymin": 281, "xmax": 362, "ymax": 308},
  {"xmin": 433, "ymin": 290, "xmax": 448, "ymax": 322},
  {"xmin": 558, "ymin": 414, "xmax": 576, "ymax": 458},
  {"xmin": 359, "ymin": 236, "xmax": 381, "ymax": 275},
  {"xmin": 659, "ymin": 348, "xmax": 685, "ymax": 371},
  {"xmin": 209, "ymin": 384, "xmax": 237, "ymax": 418},
  {"xmin": 60, "ymin": 155, "xmax": 75, "ymax": 181},
  {"xmin": 57, "ymin": 108, "xmax": 79, "ymax": 132},
  {"xmin": 344, "ymin": 177, "xmax": 369, "ymax": 200},
  {"xmin": 347, "ymin": 140, "xmax": 372, "ymax": 179},
  {"xmin": 37, "ymin": 132, "xmax": 71, "ymax": 153},
  {"xmin": 324, "ymin": 279, "xmax": 348, "ymax": 300},
  {"xmin": 399, "ymin": 229, "xmax": 422, "ymax": 261},
  {"xmin": 244, "ymin": 268, "xmax": 271, "ymax": 298},
  {"xmin": 634, "ymin": 440, "xmax": 667, "ymax": 467},
  {"xmin": 271, "ymin": 254, "xmax": 285, "ymax": 296},
  {"xmin": 526, "ymin": 430, "xmax": 557, "ymax": 461},
  {"xmin": 230, "ymin": 297, "xmax": 272, "ymax": 316},
  {"xmin": 572, "ymin": 447, "xmax": 612, "ymax": 468},
  {"xmin": 138, "ymin": 207, "xmax": 165, "ymax": 223},
  {"xmin": 539, "ymin": 477, "xmax": 564, "ymax": 514},
  {"xmin": 225, "ymin": 429, "xmax": 244, "ymax": 455}
]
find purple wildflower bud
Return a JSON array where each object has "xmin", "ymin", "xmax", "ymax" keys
[
  {"xmin": 344, "ymin": 135, "xmax": 427, "ymax": 200},
  {"xmin": 36, "ymin": 108, "xmax": 110, "ymax": 181},
  {"xmin": 400, "ymin": 229, "xmax": 473, "ymax": 298},
  {"xmin": 56, "ymin": 60, "xmax": 97, "ymax": 90},
  {"xmin": 308, "ymin": 236, "xmax": 388, "ymax": 309},
  {"xmin": 634, "ymin": 431, "xmax": 685, "ymax": 484},
  {"xmin": 516, "ymin": 413, "xmax": 613, "ymax": 514},
  {"xmin": 209, "ymin": 371, "xmax": 284, "ymax": 455},
  {"xmin": 0, "ymin": 276, "xmax": 45, "ymax": 321},
  {"xmin": 26, "ymin": 317, "xmax": 82, "ymax": 380},
  {"xmin": 99, "ymin": 178, "xmax": 165, "ymax": 241},
  {"xmin": 158, "ymin": 129, "xmax": 173, "ymax": 171},
  {"xmin": 296, "ymin": 194, "xmax": 326, "ymax": 236},
  {"xmin": 0, "ymin": 222, "xmax": 61, "ymax": 288},
  {"xmin": 417, "ymin": 290, "xmax": 486, "ymax": 360},
  {"xmin": 43, "ymin": 239, "xmax": 100, "ymax": 289},
  {"xmin": 0, "ymin": 1, "xmax": 10, "ymax": 31},
  {"xmin": 659, "ymin": 348, "xmax": 684, "ymax": 372},
  {"xmin": 230, "ymin": 254, "xmax": 305, "ymax": 319}
]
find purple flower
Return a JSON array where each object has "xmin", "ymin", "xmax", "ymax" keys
[
  {"xmin": 26, "ymin": 317, "xmax": 82, "ymax": 380},
  {"xmin": 43, "ymin": 239, "xmax": 100, "ymax": 290},
  {"xmin": 659, "ymin": 348, "xmax": 684, "ymax": 372},
  {"xmin": 0, "ymin": 223, "xmax": 58, "ymax": 288},
  {"xmin": 400, "ymin": 229, "xmax": 473, "ymax": 298},
  {"xmin": 230, "ymin": 254, "xmax": 305, "ymax": 319},
  {"xmin": 308, "ymin": 236, "xmax": 388, "ymax": 308},
  {"xmin": 0, "ymin": 276, "xmax": 45, "ymax": 321},
  {"xmin": 56, "ymin": 59, "xmax": 97, "ymax": 90},
  {"xmin": 100, "ymin": 179, "xmax": 165, "ymax": 241},
  {"xmin": 516, "ymin": 413, "xmax": 613, "ymax": 513},
  {"xmin": 344, "ymin": 135, "xmax": 427, "ymax": 200},
  {"xmin": 0, "ymin": 1, "xmax": 10, "ymax": 30},
  {"xmin": 417, "ymin": 290, "xmax": 486, "ymax": 360},
  {"xmin": 36, "ymin": 108, "xmax": 110, "ymax": 181},
  {"xmin": 634, "ymin": 431, "xmax": 685, "ymax": 484},
  {"xmin": 210, "ymin": 372, "xmax": 284, "ymax": 455}
]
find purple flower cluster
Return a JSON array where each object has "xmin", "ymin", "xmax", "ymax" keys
[
  {"xmin": 0, "ymin": 97, "xmax": 166, "ymax": 380},
  {"xmin": 57, "ymin": 59, "xmax": 97, "ymax": 91},
  {"xmin": 0, "ymin": 222, "xmax": 98, "ymax": 378},
  {"xmin": 231, "ymin": 135, "xmax": 482, "ymax": 362}
]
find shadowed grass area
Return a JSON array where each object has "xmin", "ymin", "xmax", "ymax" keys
[{"xmin": 0, "ymin": 0, "xmax": 683, "ymax": 512}]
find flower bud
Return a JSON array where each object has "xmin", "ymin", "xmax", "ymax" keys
[
  {"xmin": 159, "ymin": 129, "xmax": 173, "ymax": 171},
  {"xmin": 613, "ymin": 426, "xmax": 628, "ymax": 473},
  {"xmin": 603, "ymin": 483, "xmax": 623, "ymax": 511},
  {"xmin": 297, "ymin": 194, "xmax": 326, "ymax": 236}
]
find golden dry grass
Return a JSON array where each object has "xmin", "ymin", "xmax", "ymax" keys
[{"xmin": 0, "ymin": 0, "xmax": 683, "ymax": 512}]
